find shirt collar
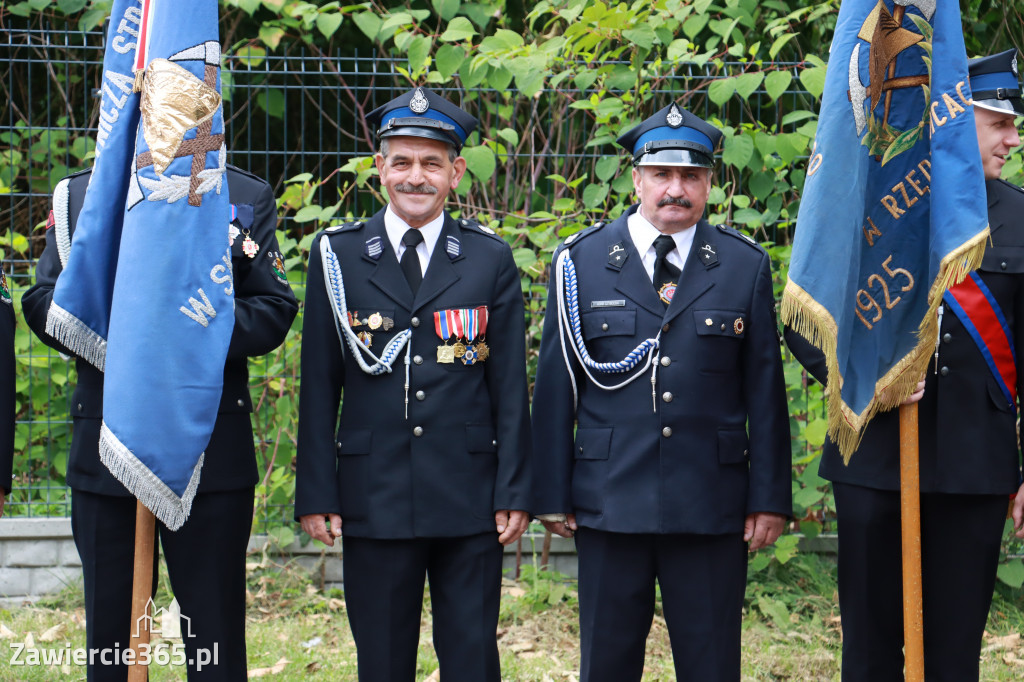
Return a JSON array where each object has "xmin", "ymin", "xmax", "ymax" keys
[
  {"xmin": 627, "ymin": 207, "xmax": 696, "ymax": 255},
  {"xmin": 384, "ymin": 205, "xmax": 445, "ymax": 258}
]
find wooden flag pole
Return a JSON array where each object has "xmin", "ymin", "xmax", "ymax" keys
[
  {"xmin": 127, "ymin": 501, "xmax": 156, "ymax": 682},
  {"xmin": 899, "ymin": 402, "xmax": 925, "ymax": 681}
]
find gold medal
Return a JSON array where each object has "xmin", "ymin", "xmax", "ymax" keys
[
  {"xmin": 349, "ymin": 311, "xmax": 361, "ymax": 328},
  {"xmin": 437, "ymin": 344, "xmax": 455, "ymax": 363},
  {"xmin": 368, "ymin": 312, "xmax": 383, "ymax": 330},
  {"xmin": 452, "ymin": 341, "xmax": 467, "ymax": 358},
  {"xmin": 475, "ymin": 341, "xmax": 490, "ymax": 361},
  {"xmin": 357, "ymin": 331, "xmax": 373, "ymax": 348}
]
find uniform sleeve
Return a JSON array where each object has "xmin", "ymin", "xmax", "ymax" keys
[
  {"xmin": 742, "ymin": 252, "xmax": 793, "ymax": 517},
  {"xmin": 783, "ymin": 324, "xmax": 828, "ymax": 386},
  {"xmin": 0, "ymin": 291, "xmax": 14, "ymax": 494},
  {"xmin": 227, "ymin": 181, "xmax": 297, "ymax": 359},
  {"xmin": 21, "ymin": 226, "xmax": 76, "ymax": 357},
  {"xmin": 529, "ymin": 247, "xmax": 579, "ymax": 515},
  {"xmin": 1016, "ymin": 268, "xmax": 1024, "ymax": 479},
  {"xmin": 294, "ymin": 234, "xmax": 345, "ymax": 519},
  {"xmin": 483, "ymin": 244, "xmax": 532, "ymax": 513}
]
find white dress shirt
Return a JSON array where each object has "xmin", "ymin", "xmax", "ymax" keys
[
  {"xmin": 384, "ymin": 205, "xmax": 444, "ymax": 276},
  {"xmin": 626, "ymin": 208, "xmax": 695, "ymax": 282}
]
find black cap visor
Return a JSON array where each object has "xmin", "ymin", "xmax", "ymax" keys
[
  {"xmin": 973, "ymin": 89, "xmax": 1024, "ymax": 117},
  {"xmin": 634, "ymin": 146, "xmax": 713, "ymax": 168},
  {"xmin": 378, "ymin": 118, "xmax": 463, "ymax": 150}
]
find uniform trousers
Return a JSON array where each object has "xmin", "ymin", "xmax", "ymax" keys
[
  {"xmin": 72, "ymin": 487, "xmax": 255, "ymax": 681},
  {"xmin": 833, "ymin": 482, "xmax": 1008, "ymax": 682},
  {"xmin": 575, "ymin": 527, "xmax": 747, "ymax": 682},
  {"xmin": 341, "ymin": 532, "xmax": 504, "ymax": 682}
]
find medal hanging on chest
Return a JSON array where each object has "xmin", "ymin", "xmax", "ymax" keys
[
  {"xmin": 434, "ymin": 309, "xmax": 457, "ymax": 363},
  {"xmin": 241, "ymin": 229, "xmax": 260, "ymax": 258}
]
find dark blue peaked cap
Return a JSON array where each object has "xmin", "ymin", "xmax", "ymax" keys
[
  {"xmin": 969, "ymin": 49, "xmax": 1024, "ymax": 117},
  {"xmin": 616, "ymin": 102, "xmax": 723, "ymax": 168},
  {"xmin": 366, "ymin": 87, "xmax": 478, "ymax": 151}
]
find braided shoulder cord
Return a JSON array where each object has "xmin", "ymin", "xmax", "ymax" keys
[{"xmin": 555, "ymin": 249, "xmax": 660, "ymax": 409}]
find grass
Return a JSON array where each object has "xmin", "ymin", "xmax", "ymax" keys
[{"xmin": 1, "ymin": 551, "xmax": 1023, "ymax": 681}]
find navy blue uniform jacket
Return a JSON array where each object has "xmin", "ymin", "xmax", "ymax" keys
[
  {"xmin": 531, "ymin": 206, "xmax": 792, "ymax": 534},
  {"xmin": 787, "ymin": 179, "xmax": 1024, "ymax": 494},
  {"xmin": 294, "ymin": 209, "xmax": 532, "ymax": 538},
  {"xmin": 22, "ymin": 166, "xmax": 298, "ymax": 496}
]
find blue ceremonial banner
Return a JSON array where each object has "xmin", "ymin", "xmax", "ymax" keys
[
  {"xmin": 782, "ymin": 0, "xmax": 988, "ymax": 459},
  {"xmin": 46, "ymin": 0, "xmax": 143, "ymax": 369},
  {"xmin": 98, "ymin": 0, "xmax": 233, "ymax": 529}
]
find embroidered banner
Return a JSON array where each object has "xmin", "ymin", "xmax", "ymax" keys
[
  {"xmin": 782, "ymin": 0, "xmax": 989, "ymax": 459},
  {"xmin": 99, "ymin": 0, "xmax": 233, "ymax": 529}
]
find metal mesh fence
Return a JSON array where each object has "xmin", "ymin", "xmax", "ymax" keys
[{"xmin": 1, "ymin": 20, "xmax": 825, "ymax": 528}]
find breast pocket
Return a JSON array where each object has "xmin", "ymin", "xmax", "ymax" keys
[{"xmin": 694, "ymin": 308, "xmax": 745, "ymax": 374}]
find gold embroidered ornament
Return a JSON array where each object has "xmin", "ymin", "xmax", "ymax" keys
[{"xmin": 140, "ymin": 59, "xmax": 221, "ymax": 175}]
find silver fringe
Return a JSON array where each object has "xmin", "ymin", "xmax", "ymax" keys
[
  {"xmin": 98, "ymin": 422, "xmax": 204, "ymax": 531},
  {"xmin": 45, "ymin": 302, "xmax": 107, "ymax": 371}
]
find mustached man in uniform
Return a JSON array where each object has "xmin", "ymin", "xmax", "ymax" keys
[
  {"xmin": 295, "ymin": 87, "xmax": 532, "ymax": 682},
  {"xmin": 23, "ymin": 166, "xmax": 297, "ymax": 680},
  {"xmin": 786, "ymin": 49, "xmax": 1024, "ymax": 681},
  {"xmin": 531, "ymin": 101, "xmax": 792, "ymax": 681}
]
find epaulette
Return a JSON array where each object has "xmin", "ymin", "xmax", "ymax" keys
[
  {"xmin": 456, "ymin": 217, "xmax": 500, "ymax": 239},
  {"xmin": 224, "ymin": 164, "xmax": 263, "ymax": 183},
  {"xmin": 324, "ymin": 220, "xmax": 365, "ymax": 234},
  {"xmin": 716, "ymin": 224, "xmax": 763, "ymax": 250},
  {"xmin": 563, "ymin": 221, "xmax": 606, "ymax": 247},
  {"xmin": 61, "ymin": 167, "xmax": 93, "ymax": 182}
]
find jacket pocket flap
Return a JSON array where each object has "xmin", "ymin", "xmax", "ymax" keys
[
  {"xmin": 337, "ymin": 429, "xmax": 372, "ymax": 456},
  {"xmin": 466, "ymin": 424, "xmax": 498, "ymax": 453},
  {"xmin": 575, "ymin": 427, "xmax": 613, "ymax": 460},
  {"xmin": 718, "ymin": 427, "xmax": 749, "ymax": 464},
  {"xmin": 581, "ymin": 310, "xmax": 636, "ymax": 339},
  {"xmin": 695, "ymin": 309, "xmax": 746, "ymax": 338}
]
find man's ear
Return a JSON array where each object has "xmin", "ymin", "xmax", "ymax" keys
[{"xmin": 451, "ymin": 156, "xmax": 467, "ymax": 189}]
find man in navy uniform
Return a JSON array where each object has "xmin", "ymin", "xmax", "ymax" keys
[
  {"xmin": 0, "ymin": 266, "xmax": 13, "ymax": 518},
  {"xmin": 531, "ymin": 102, "xmax": 792, "ymax": 681},
  {"xmin": 22, "ymin": 165, "xmax": 297, "ymax": 680},
  {"xmin": 295, "ymin": 87, "xmax": 531, "ymax": 682},
  {"xmin": 787, "ymin": 49, "xmax": 1024, "ymax": 681}
]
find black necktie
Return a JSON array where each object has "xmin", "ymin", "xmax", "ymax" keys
[
  {"xmin": 652, "ymin": 235, "xmax": 680, "ymax": 306},
  {"xmin": 400, "ymin": 228, "xmax": 425, "ymax": 295}
]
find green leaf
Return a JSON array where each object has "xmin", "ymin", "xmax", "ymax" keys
[
  {"xmin": 440, "ymin": 16, "xmax": 477, "ymax": 42},
  {"xmin": 459, "ymin": 57, "xmax": 489, "ymax": 89},
  {"xmin": 287, "ymin": 173, "xmax": 313, "ymax": 183},
  {"xmin": 435, "ymin": 45, "xmax": 465, "ymax": 79},
  {"xmin": 237, "ymin": 46, "xmax": 266, "ymax": 68},
  {"xmin": 482, "ymin": 29, "xmax": 524, "ymax": 51},
  {"xmin": 256, "ymin": 88, "xmax": 285, "ymax": 119},
  {"xmin": 775, "ymin": 133, "xmax": 808, "ymax": 165},
  {"xmin": 707, "ymin": 77, "xmax": 736, "ymax": 106},
  {"xmin": 804, "ymin": 417, "xmax": 827, "ymax": 446},
  {"xmin": 749, "ymin": 172, "xmax": 773, "ymax": 201},
  {"xmin": 497, "ymin": 128, "xmax": 519, "ymax": 147},
  {"xmin": 774, "ymin": 534, "xmax": 800, "ymax": 564},
  {"xmin": 574, "ymin": 70, "xmax": 598, "ymax": 91},
  {"xmin": 769, "ymin": 33, "xmax": 797, "ymax": 59},
  {"xmin": 748, "ymin": 552, "xmax": 771, "ymax": 572},
  {"xmin": 666, "ymin": 39, "xmax": 692, "ymax": 62},
  {"xmin": 293, "ymin": 205, "xmax": 323, "ymax": 223},
  {"xmin": 594, "ymin": 156, "xmax": 619, "ymax": 182},
  {"xmin": 78, "ymin": 8, "xmax": 107, "ymax": 31},
  {"xmin": 8, "ymin": 3, "xmax": 34, "ymax": 18},
  {"xmin": 316, "ymin": 12, "xmax": 343, "ymax": 39},
  {"xmin": 622, "ymin": 24, "xmax": 656, "ymax": 50},
  {"xmin": 512, "ymin": 247, "xmax": 538, "ymax": 270},
  {"xmin": 56, "ymin": 0, "xmax": 87, "ymax": 12},
  {"xmin": 407, "ymin": 35, "xmax": 432, "ymax": 74},
  {"xmin": 461, "ymin": 145, "xmax": 496, "ymax": 181},
  {"xmin": 997, "ymin": 559, "xmax": 1024, "ymax": 588},
  {"xmin": 764, "ymin": 70, "xmax": 792, "ymax": 102},
  {"xmin": 793, "ymin": 486, "xmax": 824, "ymax": 508},
  {"xmin": 734, "ymin": 72, "xmax": 764, "ymax": 99},
  {"xmin": 732, "ymin": 208, "xmax": 763, "ymax": 226},
  {"xmin": 799, "ymin": 65, "xmax": 827, "ymax": 99},
  {"xmin": 582, "ymin": 183, "xmax": 608, "ymax": 209},
  {"xmin": 352, "ymin": 11, "xmax": 382, "ymax": 41},
  {"xmin": 259, "ymin": 25, "xmax": 286, "ymax": 50},
  {"xmin": 756, "ymin": 595, "xmax": 791, "ymax": 631},
  {"xmin": 682, "ymin": 14, "xmax": 708, "ymax": 40},
  {"xmin": 722, "ymin": 133, "xmax": 754, "ymax": 169},
  {"xmin": 488, "ymin": 67, "xmax": 513, "ymax": 92},
  {"xmin": 515, "ymin": 70, "xmax": 546, "ymax": 98},
  {"xmin": 431, "ymin": 0, "xmax": 460, "ymax": 21},
  {"xmin": 880, "ymin": 125, "xmax": 923, "ymax": 167},
  {"xmin": 552, "ymin": 197, "xmax": 576, "ymax": 212},
  {"xmin": 606, "ymin": 64, "xmax": 637, "ymax": 92}
]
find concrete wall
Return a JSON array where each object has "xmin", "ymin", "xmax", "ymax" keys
[{"xmin": 1, "ymin": 518, "xmax": 837, "ymax": 604}]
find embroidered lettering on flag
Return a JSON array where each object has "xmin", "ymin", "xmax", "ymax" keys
[{"xmin": 781, "ymin": 0, "xmax": 989, "ymax": 459}]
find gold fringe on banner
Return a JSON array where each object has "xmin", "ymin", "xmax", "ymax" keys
[{"xmin": 780, "ymin": 227, "xmax": 989, "ymax": 461}]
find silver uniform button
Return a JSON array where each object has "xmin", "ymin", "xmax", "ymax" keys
[
  {"xmin": 237, "ymin": 399, "xmax": 244, "ymax": 407},
  {"xmin": 660, "ymin": 356, "xmax": 671, "ymax": 367},
  {"xmin": 705, "ymin": 318, "xmax": 713, "ymax": 326},
  {"xmin": 662, "ymin": 426, "xmax": 673, "ymax": 437},
  {"xmin": 413, "ymin": 355, "xmax": 423, "ymax": 365},
  {"xmin": 413, "ymin": 426, "xmax": 424, "ymax": 436},
  {"xmin": 601, "ymin": 323, "xmax": 609, "ymax": 331},
  {"xmin": 411, "ymin": 316, "xmax": 420, "ymax": 327},
  {"xmin": 336, "ymin": 442, "xmax": 342, "ymax": 450},
  {"xmin": 77, "ymin": 403, "xmax": 83, "ymax": 411},
  {"xmin": 662, "ymin": 392, "xmax": 673, "ymax": 403},
  {"xmin": 942, "ymin": 333, "xmax": 951, "ymax": 343},
  {"xmin": 491, "ymin": 440, "xmax": 498, "ymax": 446},
  {"xmin": 940, "ymin": 366, "xmax": 949, "ymax": 376},
  {"xmin": 415, "ymin": 390, "xmax": 425, "ymax": 401}
]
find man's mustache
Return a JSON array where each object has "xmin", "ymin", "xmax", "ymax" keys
[
  {"xmin": 394, "ymin": 183, "xmax": 438, "ymax": 195},
  {"xmin": 658, "ymin": 196, "xmax": 692, "ymax": 208}
]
